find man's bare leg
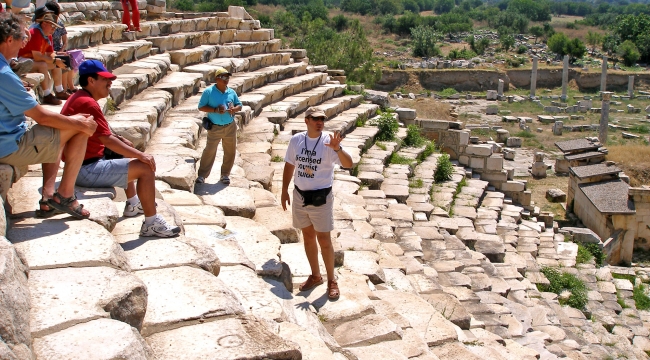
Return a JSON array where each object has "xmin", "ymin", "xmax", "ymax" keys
[
  {"xmin": 127, "ymin": 160, "xmax": 156, "ymax": 216},
  {"xmin": 316, "ymin": 231, "xmax": 335, "ymax": 282},
  {"xmin": 302, "ymin": 225, "xmax": 322, "ymax": 279}
]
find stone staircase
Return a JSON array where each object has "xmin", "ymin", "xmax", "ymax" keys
[{"xmin": 2, "ymin": 6, "xmax": 650, "ymax": 360}]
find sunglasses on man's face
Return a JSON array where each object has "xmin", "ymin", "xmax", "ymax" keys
[
  {"xmin": 309, "ymin": 117, "xmax": 326, "ymax": 122},
  {"xmin": 217, "ymin": 75, "xmax": 230, "ymax": 80}
]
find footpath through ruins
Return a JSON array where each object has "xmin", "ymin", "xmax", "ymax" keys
[{"xmin": 2, "ymin": 4, "xmax": 650, "ymax": 360}]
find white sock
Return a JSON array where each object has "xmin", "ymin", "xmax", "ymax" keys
[
  {"xmin": 127, "ymin": 195, "xmax": 140, "ymax": 206},
  {"xmin": 55, "ymin": 85, "xmax": 64, "ymax": 93},
  {"xmin": 43, "ymin": 89, "xmax": 51, "ymax": 96},
  {"xmin": 144, "ymin": 214, "xmax": 158, "ymax": 225}
]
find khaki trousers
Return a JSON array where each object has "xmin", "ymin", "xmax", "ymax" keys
[{"xmin": 198, "ymin": 121, "xmax": 236, "ymax": 178}]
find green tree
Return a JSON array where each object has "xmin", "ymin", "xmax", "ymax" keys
[
  {"xmin": 547, "ymin": 32, "xmax": 570, "ymax": 56},
  {"xmin": 614, "ymin": 14, "xmax": 650, "ymax": 61},
  {"xmin": 467, "ymin": 35, "xmax": 490, "ymax": 55},
  {"xmin": 618, "ymin": 40, "xmax": 641, "ymax": 66},
  {"xmin": 341, "ymin": 0, "xmax": 373, "ymax": 14},
  {"xmin": 529, "ymin": 25, "xmax": 543, "ymax": 44},
  {"xmin": 566, "ymin": 38, "xmax": 587, "ymax": 61},
  {"xmin": 586, "ymin": 31, "xmax": 604, "ymax": 53},
  {"xmin": 377, "ymin": 0, "xmax": 402, "ymax": 15},
  {"xmin": 434, "ymin": 0, "xmax": 455, "ymax": 14},
  {"xmin": 411, "ymin": 25, "xmax": 442, "ymax": 57},
  {"xmin": 500, "ymin": 34, "xmax": 515, "ymax": 52},
  {"xmin": 174, "ymin": 0, "xmax": 194, "ymax": 11},
  {"xmin": 332, "ymin": 14, "xmax": 349, "ymax": 31},
  {"xmin": 292, "ymin": 19, "xmax": 380, "ymax": 86},
  {"xmin": 602, "ymin": 33, "xmax": 620, "ymax": 55}
]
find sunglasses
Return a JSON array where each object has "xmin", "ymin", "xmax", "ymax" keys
[
  {"xmin": 217, "ymin": 75, "xmax": 230, "ymax": 80},
  {"xmin": 309, "ymin": 117, "xmax": 326, "ymax": 122}
]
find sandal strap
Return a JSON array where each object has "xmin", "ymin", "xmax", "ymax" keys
[{"xmin": 54, "ymin": 192, "xmax": 77, "ymax": 206}]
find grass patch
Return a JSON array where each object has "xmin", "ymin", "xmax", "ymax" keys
[
  {"xmin": 106, "ymin": 97, "xmax": 118, "ymax": 115},
  {"xmin": 538, "ymin": 267, "xmax": 588, "ymax": 309},
  {"xmin": 617, "ymin": 292, "xmax": 630, "ymax": 309},
  {"xmin": 417, "ymin": 141, "xmax": 436, "ymax": 163},
  {"xmin": 438, "ymin": 88, "xmax": 458, "ymax": 97},
  {"xmin": 409, "ymin": 178, "xmax": 424, "ymax": 188},
  {"xmin": 576, "ymin": 244, "xmax": 593, "ymax": 265},
  {"xmin": 513, "ymin": 130, "xmax": 536, "ymax": 138},
  {"xmin": 355, "ymin": 114, "xmax": 368, "ymax": 128},
  {"xmin": 271, "ymin": 155, "xmax": 284, "ymax": 162},
  {"xmin": 375, "ymin": 142, "xmax": 387, "ymax": 151},
  {"xmin": 389, "ymin": 153, "xmax": 413, "ymax": 165},
  {"xmin": 471, "ymin": 128, "xmax": 490, "ymax": 136},
  {"xmin": 634, "ymin": 285, "xmax": 650, "ymax": 310},
  {"xmin": 629, "ymin": 124, "xmax": 650, "ymax": 134},
  {"xmin": 612, "ymin": 273, "xmax": 636, "ymax": 284}
]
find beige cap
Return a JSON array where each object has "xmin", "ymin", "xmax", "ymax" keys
[
  {"xmin": 214, "ymin": 67, "xmax": 232, "ymax": 77},
  {"xmin": 305, "ymin": 107, "xmax": 326, "ymax": 118}
]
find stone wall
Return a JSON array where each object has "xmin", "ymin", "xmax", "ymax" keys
[
  {"xmin": 375, "ymin": 69, "xmax": 650, "ymax": 92},
  {"xmin": 615, "ymin": 187, "xmax": 650, "ymax": 251},
  {"xmin": 573, "ymin": 184, "xmax": 611, "ymax": 241}
]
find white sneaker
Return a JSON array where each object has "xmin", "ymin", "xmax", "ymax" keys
[
  {"xmin": 196, "ymin": 176, "xmax": 205, "ymax": 184},
  {"xmin": 220, "ymin": 175, "xmax": 230, "ymax": 184},
  {"xmin": 123, "ymin": 201, "xmax": 144, "ymax": 217},
  {"xmin": 140, "ymin": 215, "xmax": 181, "ymax": 237}
]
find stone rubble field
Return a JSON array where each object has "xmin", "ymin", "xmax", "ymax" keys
[{"xmin": 2, "ymin": 7, "xmax": 650, "ymax": 360}]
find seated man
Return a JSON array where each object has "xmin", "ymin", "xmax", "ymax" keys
[
  {"xmin": 18, "ymin": 7, "xmax": 68, "ymax": 105},
  {"xmin": 0, "ymin": 13, "xmax": 96, "ymax": 219},
  {"xmin": 42, "ymin": 59, "xmax": 181, "ymax": 237}
]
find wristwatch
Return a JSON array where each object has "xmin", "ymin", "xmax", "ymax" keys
[{"xmin": 334, "ymin": 146, "xmax": 343, "ymax": 152}]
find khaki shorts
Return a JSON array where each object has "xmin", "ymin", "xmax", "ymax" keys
[
  {"xmin": 0, "ymin": 125, "xmax": 60, "ymax": 167},
  {"xmin": 292, "ymin": 188, "xmax": 334, "ymax": 233}
]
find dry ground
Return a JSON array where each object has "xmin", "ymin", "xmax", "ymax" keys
[{"xmin": 392, "ymin": 97, "xmax": 453, "ymax": 120}]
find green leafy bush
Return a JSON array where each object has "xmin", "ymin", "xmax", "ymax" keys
[
  {"xmin": 438, "ymin": 88, "xmax": 458, "ymax": 97},
  {"xmin": 417, "ymin": 141, "xmax": 436, "ymax": 163},
  {"xmin": 404, "ymin": 125, "xmax": 426, "ymax": 147},
  {"xmin": 517, "ymin": 45, "xmax": 528, "ymax": 54},
  {"xmin": 389, "ymin": 153, "xmax": 413, "ymax": 165},
  {"xmin": 583, "ymin": 243, "xmax": 605, "ymax": 266},
  {"xmin": 576, "ymin": 244, "xmax": 593, "ymax": 264},
  {"xmin": 538, "ymin": 267, "xmax": 588, "ymax": 309},
  {"xmin": 411, "ymin": 25, "xmax": 442, "ymax": 57},
  {"xmin": 372, "ymin": 112, "xmax": 399, "ymax": 141},
  {"xmin": 434, "ymin": 153, "xmax": 454, "ymax": 183},
  {"xmin": 618, "ymin": 40, "xmax": 641, "ymax": 66}
]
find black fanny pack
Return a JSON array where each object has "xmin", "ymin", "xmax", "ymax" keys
[
  {"xmin": 202, "ymin": 117, "xmax": 213, "ymax": 131},
  {"xmin": 296, "ymin": 186, "xmax": 332, "ymax": 207}
]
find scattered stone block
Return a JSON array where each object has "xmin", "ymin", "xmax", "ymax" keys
[{"xmin": 546, "ymin": 189, "xmax": 566, "ymax": 203}]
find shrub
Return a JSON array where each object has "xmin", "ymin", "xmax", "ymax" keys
[
  {"xmin": 538, "ymin": 267, "xmax": 588, "ymax": 309},
  {"xmin": 576, "ymin": 244, "xmax": 593, "ymax": 264},
  {"xmin": 332, "ymin": 14, "xmax": 349, "ymax": 32},
  {"xmin": 633, "ymin": 285, "xmax": 650, "ymax": 310},
  {"xmin": 389, "ymin": 153, "xmax": 413, "ymax": 165},
  {"xmin": 434, "ymin": 153, "xmax": 454, "ymax": 183},
  {"xmin": 174, "ymin": 0, "xmax": 194, "ymax": 11},
  {"xmin": 411, "ymin": 25, "xmax": 442, "ymax": 57},
  {"xmin": 517, "ymin": 45, "xmax": 528, "ymax": 54},
  {"xmin": 583, "ymin": 243, "xmax": 605, "ymax": 266},
  {"xmin": 618, "ymin": 40, "xmax": 641, "ymax": 67},
  {"xmin": 438, "ymin": 88, "xmax": 458, "ymax": 97},
  {"xmin": 404, "ymin": 125, "xmax": 426, "ymax": 147},
  {"xmin": 372, "ymin": 112, "xmax": 399, "ymax": 141}
]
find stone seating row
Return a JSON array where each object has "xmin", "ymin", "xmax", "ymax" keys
[
  {"xmin": 185, "ymin": 52, "xmax": 296, "ymax": 83},
  {"xmin": 166, "ymin": 39, "xmax": 280, "ymax": 68}
]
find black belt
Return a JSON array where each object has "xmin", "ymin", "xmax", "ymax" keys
[
  {"xmin": 82, "ymin": 157, "xmax": 101, "ymax": 166},
  {"xmin": 213, "ymin": 122, "xmax": 232, "ymax": 127}
]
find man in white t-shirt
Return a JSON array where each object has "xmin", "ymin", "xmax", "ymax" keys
[{"xmin": 281, "ymin": 107, "xmax": 353, "ymax": 300}]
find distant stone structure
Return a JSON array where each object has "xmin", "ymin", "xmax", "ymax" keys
[{"xmin": 568, "ymin": 163, "xmax": 650, "ymax": 265}]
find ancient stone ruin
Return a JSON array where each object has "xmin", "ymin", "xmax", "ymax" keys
[{"xmin": 1, "ymin": 3, "xmax": 650, "ymax": 360}]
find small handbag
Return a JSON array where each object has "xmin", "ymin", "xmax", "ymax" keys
[
  {"xmin": 68, "ymin": 49, "xmax": 85, "ymax": 71},
  {"xmin": 202, "ymin": 116, "xmax": 213, "ymax": 131}
]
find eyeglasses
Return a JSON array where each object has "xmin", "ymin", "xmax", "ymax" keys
[
  {"xmin": 217, "ymin": 75, "xmax": 230, "ymax": 80},
  {"xmin": 309, "ymin": 117, "xmax": 326, "ymax": 122}
]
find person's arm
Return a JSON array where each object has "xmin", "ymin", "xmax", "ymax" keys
[
  {"xmin": 281, "ymin": 162, "xmax": 295, "ymax": 211},
  {"xmin": 25, "ymin": 105, "xmax": 96, "ymax": 136},
  {"xmin": 98, "ymin": 134, "xmax": 155, "ymax": 171}
]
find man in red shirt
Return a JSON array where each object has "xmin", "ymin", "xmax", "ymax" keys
[
  {"xmin": 19, "ymin": 8, "xmax": 67, "ymax": 105},
  {"xmin": 41, "ymin": 60, "xmax": 181, "ymax": 237}
]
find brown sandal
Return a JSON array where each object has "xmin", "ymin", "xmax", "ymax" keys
[
  {"xmin": 328, "ymin": 279, "xmax": 340, "ymax": 300},
  {"xmin": 299, "ymin": 275, "xmax": 323, "ymax": 291},
  {"xmin": 47, "ymin": 192, "xmax": 90, "ymax": 220}
]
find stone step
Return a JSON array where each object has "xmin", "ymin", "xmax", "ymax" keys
[
  {"xmin": 136, "ymin": 265, "xmax": 244, "ymax": 337},
  {"xmin": 167, "ymin": 39, "xmax": 280, "ymax": 68},
  {"xmin": 239, "ymin": 72, "xmax": 328, "ymax": 114},
  {"xmin": 28, "ymin": 266, "xmax": 147, "ymax": 338},
  {"xmin": 183, "ymin": 52, "xmax": 294, "ymax": 82},
  {"xmin": 259, "ymin": 84, "xmax": 347, "ymax": 124},
  {"xmin": 32, "ymin": 318, "xmax": 152, "ymax": 360},
  {"xmin": 145, "ymin": 315, "xmax": 301, "ymax": 359},
  {"xmin": 225, "ymin": 216, "xmax": 283, "ymax": 277}
]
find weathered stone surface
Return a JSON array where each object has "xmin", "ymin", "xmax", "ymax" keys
[
  {"xmin": 278, "ymin": 322, "xmax": 334, "ymax": 359},
  {"xmin": 173, "ymin": 205, "xmax": 227, "ymax": 227},
  {"xmin": 253, "ymin": 206, "xmax": 300, "ymax": 244},
  {"xmin": 546, "ymin": 188, "xmax": 566, "ymax": 203},
  {"xmin": 78, "ymin": 197, "xmax": 120, "ymax": 232},
  {"xmin": 201, "ymin": 186, "xmax": 256, "ymax": 218},
  {"xmin": 116, "ymin": 234, "xmax": 220, "ymax": 275},
  {"xmin": 184, "ymin": 225, "xmax": 255, "ymax": 270},
  {"xmin": 136, "ymin": 266, "xmax": 244, "ymax": 336},
  {"xmin": 430, "ymin": 341, "xmax": 481, "ymax": 360},
  {"xmin": 422, "ymin": 293, "xmax": 471, "ymax": 329},
  {"xmin": 145, "ymin": 315, "xmax": 301, "ymax": 360},
  {"xmin": 33, "ymin": 318, "xmax": 152, "ymax": 360},
  {"xmin": 29, "ymin": 266, "xmax": 147, "ymax": 338},
  {"xmin": 226, "ymin": 216, "xmax": 283, "ymax": 276},
  {"xmin": 333, "ymin": 314, "xmax": 403, "ymax": 347},
  {"xmin": 374, "ymin": 291, "xmax": 457, "ymax": 346},
  {"xmin": 8, "ymin": 218, "xmax": 129, "ymax": 271},
  {"xmin": 0, "ymin": 238, "xmax": 32, "ymax": 359},
  {"xmin": 343, "ymin": 251, "xmax": 385, "ymax": 284}
]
